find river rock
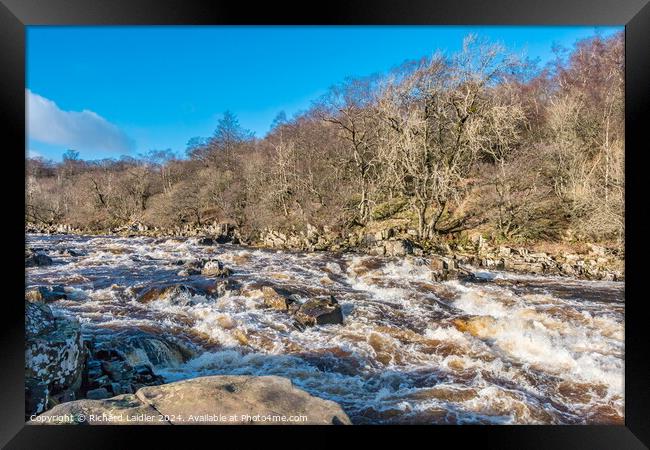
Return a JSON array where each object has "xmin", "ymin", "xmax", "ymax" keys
[
  {"xmin": 25, "ymin": 301, "xmax": 84, "ymax": 417},
  {"xmin": 136, "ymin": 284, "xmax": 207, "ymax": 305},
  {"xmin": 197, "ymin": 236, "xmax": 215, "ymax": 246},
  {"xmin": 201, "ymin": 259, "xmax": 232, "ymax": 277},
  {"xmin": 430, "ymin": 256, "xmax": 455, "ymax": 271},
  {"xmin": 177, "ymin": 258, "xmax": 205, "ymax": 276},
  {"xmin": 58, "ymin": 248, "xmax": 82, "ymax": 257},
  {"xmin": 26, "ymin": 249, "xmax": 53, "ymax": 267},
  {"xmin": 503, "ymin": 259, "xmax": 544, "ymax": 274},
  {"xmin": 177, "ymin": 267, "xmax": 201, "ymax": 276},
  {"xmin": 262, "ymin": 286, "xmax": 294, "ymax": 311},
  {"xmin": 35, "ymin": 375, "xmax": 351, "ymax": 425},
  {"xmin": 384, "ymin": 239, "xmax": 413, "ymax": 257},
  {"xmin": 26, "ymin": 285, "xmax": 68, "ymax": 303},
  {"xmin": 429, "ymin": 256, "xmax": 476, "ymax": 281},
  {"xmin": 367, "ymin": 244, "xmax": 386, "ymax": 256},
  {"xmin": 208, "ymin": 279, "xmax": 241, "ymax": 297},
  {"xmin": 293, "ymin": 295, "xmax": 343, "ymax": 327},
  {"xmin": 25, "ymin": 378, "xmax": 51, "ymax": 417}
]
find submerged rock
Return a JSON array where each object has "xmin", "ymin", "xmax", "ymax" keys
[
  {"xmin": 206, "ymin": 279, "xmax": 241, "ymax": 297},
  {"xmin": 36, "ymin": 375, "xmax": 351, "ymax": 425}
]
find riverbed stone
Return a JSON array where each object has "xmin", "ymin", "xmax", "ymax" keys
[
  {"xmin": 26, "ymin": 285, "xmax": 68, "ymax": 303},
  {"xmin": 136, "ymin": 284, "xmax": 207, "ymax": 305},
  {"xmin": 26, "ymin": 249, "xmax": 53, "ymax": 267},
  {"xmin": 262, "ymin": 286, "xmax": 294, "ymax": 311},
  {"xmin": 293, "ymin": 295, "xmax": 343, "ymax": 327},
  {"xmin": 177, "ymin": 267, "xmax": 201, "ymax": 276},
  {"xmin": 197, "ymin": 236, "xmax": 215, "ymax": 246},
  {"xmin": 201, "ymin": 259, "xmax": 232, "ymax": 277},
  {"xmin": 503, "ymin": 259, "xmax": 544, "ymax": 274},
  {"xmin": 206, "ymin": 279, "xmax": 241, "ymax": 297}
]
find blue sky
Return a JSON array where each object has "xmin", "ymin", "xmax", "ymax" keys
[{"xmin": 26, "ymin": 26, "xmax": 622, "ymax": 161}]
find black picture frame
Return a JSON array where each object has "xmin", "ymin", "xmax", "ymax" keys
[{"xmin": 1, "ymin": 0, "xmax": 648, "ymax": 448}]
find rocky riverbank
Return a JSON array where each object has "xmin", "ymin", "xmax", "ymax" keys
[{"xmin": 26, "ymin": 221, "xmax": 624, "ymax": 281}]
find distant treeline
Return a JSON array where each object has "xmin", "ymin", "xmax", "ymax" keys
[{"xmin": 26, "ymin": 33, "xmax": 624, "ymax": 245}]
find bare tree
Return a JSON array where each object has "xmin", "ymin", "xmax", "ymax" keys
[{"xmin": 377, "ymin": 35, "xmax": 524, "ymax": 239}]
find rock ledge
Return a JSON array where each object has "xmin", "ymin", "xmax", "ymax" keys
[{"xmin": 34, "ymin": 375, "xmax": 351, "ymax": 425}]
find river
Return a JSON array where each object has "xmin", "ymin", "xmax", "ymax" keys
[{"xmin": 25, "ymin": 233, "xmax": 625, "ymax": 424}]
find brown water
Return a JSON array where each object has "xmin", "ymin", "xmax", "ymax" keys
[{"xmin": 26, "ymin": 234, "xmax": 624, "ymax": 424}]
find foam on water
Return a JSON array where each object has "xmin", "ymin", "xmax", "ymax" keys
[{"xmin": 26, "ymin": 233, "xmax": 624, "ymax": 424}]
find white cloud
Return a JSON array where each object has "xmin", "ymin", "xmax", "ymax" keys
[
  {"xmin": 26, "ymin": 90, "xmax": 134, "ymax": 154},
  {"xmin": 27, "ymin": 149, "xmax": 43, "ymax": 159}
]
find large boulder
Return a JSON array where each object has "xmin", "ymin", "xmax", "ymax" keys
[
  {"xmin": 293, "ymin": 295, "xmax": 343, "ymax": 327},
  {"xmin": 35, "ymin": 376, "xmax": 351, "ymax": 425},
  {"xmin": 25, "ymin": 300, "xmax": 84, "ymax": 417}
]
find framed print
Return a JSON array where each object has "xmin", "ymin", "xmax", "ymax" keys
[{"xmin": 1, "ymin": 0, "xmax": 648, "ymax": 448}]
